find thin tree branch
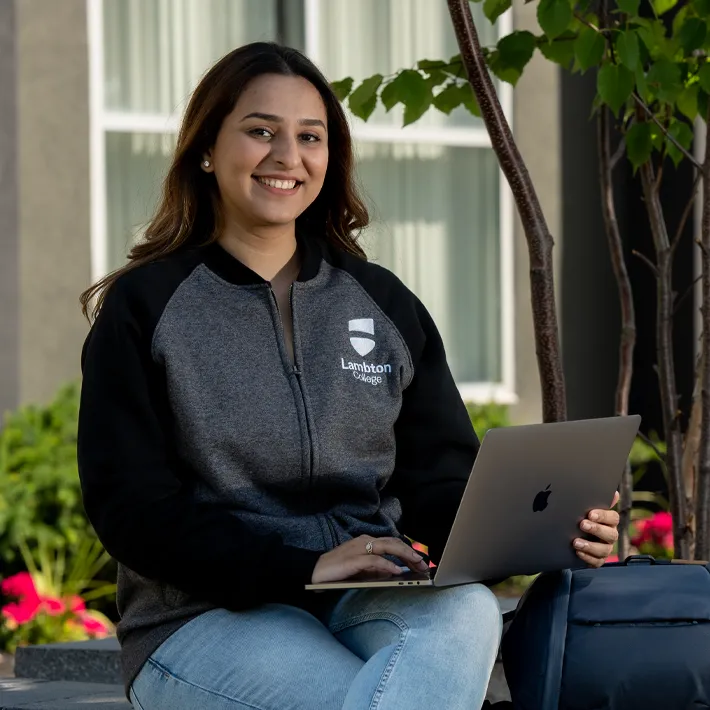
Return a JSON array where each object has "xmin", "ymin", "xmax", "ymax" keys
[
  {"xmin": 447, "ymin": 0, "xmax": 567, "ymax": 423},
  {"xmin": 671, "ymin": 172, "xmax": 703, "ymax": 257},
  {"xmin": 695, "ymin": 110, "xmax": 710, "ymax": 560},
  {"xmin": 674, "ymin": 274, "xmax": 703, "ymax": 316},
  {"xmin": 633, "ymin": 94, "xmax": 703, "ymax": 171},
  {"xmin": 632, "ymin": 249, "xmax": 660, "ymax": 277},
  {"xmin": 611, "ymin": 138, "xmax": 626, "ymax": 170},
  {"xmin": 637, "ymin": 109, "xmax": 691, "ymax": 560},
  {"xmin": 599, "ymin": 104, "xmax": 636, "ymax": 560},
  {"xmin": 574, "ymin": 11, "xmax": 601, "ymax": 32}
]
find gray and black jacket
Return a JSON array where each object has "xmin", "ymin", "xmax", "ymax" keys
[{"xmin": 77, "ymin": 234, "xmax": 480, "ymax": 694}]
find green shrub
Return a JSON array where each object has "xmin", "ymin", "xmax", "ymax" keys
[
  {"xmin": 0, "ymin": 383, "xmax": 97, "ymax": 571},
  {"xmin": 466, "ymin": 402, "xmax": 511, "ymax": 439}
]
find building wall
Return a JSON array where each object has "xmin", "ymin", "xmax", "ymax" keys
[
  {"xmin": 508, "ymin": 0, "xmax": 563, "ymax": 424},
  {"xmin": 16, "ymin": 0, "xmax": 91, "ymax": 407},
  {"xmin": 0, "ymin": 1, "xmax": 20, "ymax": 419}
]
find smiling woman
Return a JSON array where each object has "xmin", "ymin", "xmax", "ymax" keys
[
  {"xmin": 76, "ymin": 42, "xmax": 509, "ymax": 710},
  {"xmin": 199, "ymin": 75, "xmax": 329, "ymax": 230}
]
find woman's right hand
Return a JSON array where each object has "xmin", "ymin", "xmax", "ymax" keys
[{"xmin": 311, "ymin": 535, "xmax": 430, "ymax": 584}]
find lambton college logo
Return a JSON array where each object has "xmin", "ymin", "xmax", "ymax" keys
[{"xmin": 341, "ymin": 318, "xmax": 392, "ymax": 386}]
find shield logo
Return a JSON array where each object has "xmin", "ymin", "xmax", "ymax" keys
[{"xmin": 349, "ymin": 318, "xmax": 375, "ymax": 357}]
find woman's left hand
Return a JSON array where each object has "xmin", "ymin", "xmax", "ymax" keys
[{"xmin": 573, "ymin": 491, "xmax": 620, "ymax": 568}]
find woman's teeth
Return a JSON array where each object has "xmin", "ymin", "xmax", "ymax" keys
[{"xmin": 255, "ymin": 177, "xmax": 298, "ymax": 190}]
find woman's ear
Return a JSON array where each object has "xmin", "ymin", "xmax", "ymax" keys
[{"xmin": 200, "ymin": 152, "xmax": 215, "ymax": 173}]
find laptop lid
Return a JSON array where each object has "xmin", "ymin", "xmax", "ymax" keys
[{"xmin": 432, "ymin": 415, "xmax": 641, "ymax": 587}]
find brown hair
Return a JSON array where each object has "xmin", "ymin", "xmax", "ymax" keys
[{"xmin": 80, "ymin": 42, "xmax": 369, "ymax": 321}]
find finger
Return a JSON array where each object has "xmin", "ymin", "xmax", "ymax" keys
[
  {"xmin": 587, "ymin": 508, "xmax": 620, "ymax": 527},
  {"xmin": 574, "ymin": 538, "xmax": 614, "ymax": 560},
  {"xmin": 366, "ymin": 538, "xmax": 429, "ymax": 572},
  {"xmin": 580, "ymin": 519, "xmax": 619, "ymax": 545},
  {"xmin": 611, "ymin": 491, "xmax": 620, "ymax": 508},
  {"xmin": 575, "ymin": 548, "xmax": 605, "ymax": 568},
  {"xmin": 345, "ymin": 555, "xmax": 402, "ymax": 578}
]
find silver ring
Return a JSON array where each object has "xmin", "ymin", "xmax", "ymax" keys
[{"xmin": 365, "ymin": 541, "xmax": 374, "ymax": 555}]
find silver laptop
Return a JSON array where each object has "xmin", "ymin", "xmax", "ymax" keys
[{"xmin": 305, "ymin": 415, "xmax": 641, "ymax": 591}]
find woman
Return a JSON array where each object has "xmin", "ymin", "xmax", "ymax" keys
[{"xmin": 77, "ymin": 42, "xmax": 619, "ymax": 710}]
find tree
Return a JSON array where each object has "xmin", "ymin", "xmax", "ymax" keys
[{"xmin": 331, "ymin": 0, "xmax": 710, "ymax": 560}]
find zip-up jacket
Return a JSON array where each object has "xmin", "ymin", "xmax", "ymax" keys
[{"xmin": 77, "ymin": 234, "xmax": 480, "ymax": 694}]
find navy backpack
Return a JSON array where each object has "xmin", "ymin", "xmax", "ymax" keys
[{"xmin": 500, "ymin": 555, "xmax": 710, "ymax": 709}]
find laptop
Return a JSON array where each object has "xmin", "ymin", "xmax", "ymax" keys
[{"xmin": 305, "ymin": 415, "xmax": 642, "ymax": 591}]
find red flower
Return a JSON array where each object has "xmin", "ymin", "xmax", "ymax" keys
[
  {"xmin": 631, "ymin": 512, "xmax": 674, "ymax": 551},
  {"xmin": 1, "ymin": 572, "xmax": 42, "ymax": 626}
]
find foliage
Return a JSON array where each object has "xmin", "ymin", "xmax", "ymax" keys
[
  {"xmin": 466, "ymin": 402, "xmax": 511, "ymax": 438},
  {"xmin": 332, "ymin": 0, "xmax": 709, "ymax": 161},
  {"xmin": 0, "ymin": 535, "xmax": 115, "ymax": 653},
  {"xmin": 0, "ymin": 382, "xmax": 97, "ymax": 569}
]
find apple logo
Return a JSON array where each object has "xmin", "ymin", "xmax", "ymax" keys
[{"xmin": 533, "ymin": 484, "xmax": 552, "ymax": 512}]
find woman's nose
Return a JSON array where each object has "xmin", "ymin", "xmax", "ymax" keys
[{"xmin": 270, "ymin": 134, "xmax": 301, "ymax": 169}]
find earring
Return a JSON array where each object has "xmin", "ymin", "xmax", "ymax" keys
[{"xmin": 202, "ymin": 160, "xmax": 211, "ymax": 168}]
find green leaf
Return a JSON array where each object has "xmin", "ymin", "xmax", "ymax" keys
[
  {"xmin": 380, "ymin": 81, "xmax": 399, "ymax": 112},
  {"xmin": 636, "ymin": 65, "xmax": 650, "ymax": 101},
  {"xmin": 678, "ymin": 84, "xmax": 699, "ymax": 120},
  {"xmin": 616, "ymin": 31, "xmax": 640, "ymax": 71},
  {"xmin": 693, "ymin": 0, "xmax": 710, "ymax": 14},
  {"xmin": 637, "ymin": 20, "xmax": 672, "ymax": 60},
  {"xmin": 390, "ymin": 70, "xmax": 434, "ymax": 126},
  {"xmin": 539, "ymin": 38, "xmax": 576, "ymax": 67},
  {"xmin": 699, "ymin": 63, "xmax": 710, "ymax": 94},
  {"xmin": 484, "ymin": 0, "xmax": 512, "ymax": 23},
  {"xmin": 538, "ymin": 0, "xmax": 573, "ymax": 40},
  {"xmin": 330, "ymin": 77, "xmax": 354, "ymax": 102},
  {"xmin": 672, "ymin": 5, "xmax": 689, "ymax": 38},
  {"xmin": 433, "ymin": 83, "xmax": 464, "ymax": 114},
  {"xmin": 618, "ymin": 0, "xmax": 640, "ymax": 15},
  {"xmin": 458, "ymin": 82, "xmax": 482, "ymax": 116},
  {"xmin": 666, "ymin": 119, "xmax": 694, "ymax": 166},
  {"xmin": 651, "ymin": 0, "xmax": 679, "ymax": 16},
  {"xmin": 626, "ymin": 122, "xmax": 653, "ymax": 170},
  {"xmin": 678, "ymin": 18, "xmax": 707, "ymax": 54},
  {"xmin": 575, "ymin": 27, "xmax": 606, "ymax": 71},
  {"xmin": 425, "ymin": 69, "xmax": 449, "ymax": 90},
  {"xmin": 598, "ymin": 63, "xmax": 635, "ymax": 114},
  {"xmin": 646, "ymin": 59, "xmax": 683, "ymax": 102},
  {"xmin": 417, "ymin": 59, "xmax": 449, "ymax": 71},
  {"xmin": 491, "ymin": 30, "xmax": 537, "ymax": 85},
  {"xmin": 347, "ymin": 74, "xmax": 383, "ymax": 120},
  {"xmin": 700, "ymin": 90, "xmax": 710, "ymax": 122}
]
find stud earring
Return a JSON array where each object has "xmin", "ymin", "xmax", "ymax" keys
[{"xmin": 202, "ymin": 160, "xmax": 211, "ymax": 168}]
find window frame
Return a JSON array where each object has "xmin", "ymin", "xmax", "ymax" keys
[{"xmin": 87, "ymin": 0, "xmax": 517, "ymax": 403}]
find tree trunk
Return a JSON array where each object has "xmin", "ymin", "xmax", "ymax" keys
[
  {"xmin": 446, "ymin": 0, "xmax": 567, "ymax": 423},
  {"xmin": 695, "ymin": 115, "xmax": 710, "ymax": 561},
  {"xmin": 638, "ymin": 155, "xmax": 691, "ymax": 560},
  {"xmin": 598, "ymin": 106, "xmax": 636, "ymax": 560}
]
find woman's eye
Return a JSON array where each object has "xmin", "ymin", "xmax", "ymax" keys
[
  {"xmin": 301, "ymin": 133, "xmax": 321, "ymax": 143},
  {"xmin": 249, "ymin": 128, "xmax": 273, "ymax": 139}
]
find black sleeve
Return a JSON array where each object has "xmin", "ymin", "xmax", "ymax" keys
[
  {"xmin": 384, "ymin": 298, "xmax": 480, "ymax": 564},
  {"xmin": 77, "ymin": 280, "xmax": 321, "ymax": 609}
]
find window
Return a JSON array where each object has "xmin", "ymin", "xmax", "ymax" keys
[{"xmin": 89, "ymin": 0, "xmax": 514, "ymax": 401}]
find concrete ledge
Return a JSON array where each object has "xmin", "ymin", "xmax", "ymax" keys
[
  {"xmin": 14, "ymin": 639, "xmax": 121, "ymax": 685},
  {"xmin": 0, "ymin": 678, "xmax": 130, "ymax": 709}
]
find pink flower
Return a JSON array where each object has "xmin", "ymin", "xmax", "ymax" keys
[
  {"xmin": 39, "ymin": 597, "xmax": 66, "ymax": 616},
  {"xmin": 606, "ymin": 555, "xmax": 619, "ymax": 563},
  {"xmin": 1, "ymin": 573, "xmax": 42, "ymax": 626},
  {"xmin": 631, "ymin": 512, "xmax": 674, "ymax": 552},
  {"xmin": 68, "ymin": 595, "xmax": 86, "ymax": 613}
]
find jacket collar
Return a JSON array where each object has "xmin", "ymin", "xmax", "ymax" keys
[{"xmin": 201, "ymin": 231, "xmax": 323, "ymax": 286}]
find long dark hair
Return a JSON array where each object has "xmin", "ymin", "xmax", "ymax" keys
[{"xmin": 80, "ymin": 42, "xmax": 369, "ymax": 320}]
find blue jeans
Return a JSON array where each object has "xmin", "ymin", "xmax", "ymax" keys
[{"xmin": 129, "ymin": 584, "xmax": 502, "ymax": 710}]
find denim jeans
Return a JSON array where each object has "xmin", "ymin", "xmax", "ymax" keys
[{"xmin": 129, "ymin": 583, "xmax": 502, "ymax": 710}]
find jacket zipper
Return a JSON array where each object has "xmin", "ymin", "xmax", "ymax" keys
[{"xmin": 268, "ymin": 285, "xmax": 316, "ymax": 490}]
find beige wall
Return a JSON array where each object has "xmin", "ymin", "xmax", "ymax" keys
[
  {"xmin": 17, "ymin": 0, "xmax": 91, "ymax": 406},
  {"xmin": 508, "ymin": 1, "xmax": 563, "ymax": 425}
]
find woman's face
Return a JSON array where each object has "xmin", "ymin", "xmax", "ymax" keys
[{"xmin": 203, "ymin": 73, "xmax": 329, "ymax": 230}]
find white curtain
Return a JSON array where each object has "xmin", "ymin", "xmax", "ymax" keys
[
  {"xmin": 357, "ymin": 143, "xmax": 501, "ymax": 384},
  {"xmin": 316, "ymin": 0, "xmax": 503, "ymax": 383},
  {"xmin": 103, "ymin": 0, "xmax": 279, "ymax": 115}
]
